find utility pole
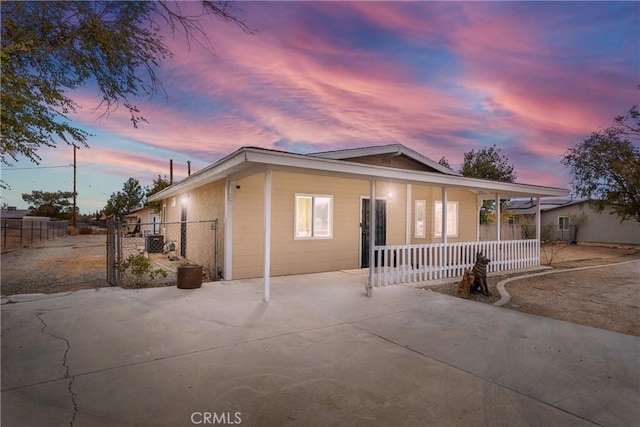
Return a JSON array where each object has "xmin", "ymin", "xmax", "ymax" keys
[{"xmin": 73, "ymin": 144, "xmax": 77, "ymax": 226}]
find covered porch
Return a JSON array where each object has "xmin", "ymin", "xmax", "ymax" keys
[
  {"xmin": 371, "ymin": 239, "xmax": 539, "ymax": 286},
  {"xmin": 364, "ymin": 178, "xmax": 552, "ymax": 289}
]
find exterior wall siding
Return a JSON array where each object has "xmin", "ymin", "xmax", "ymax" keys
[
  {"xmin": 229, "ymin": 171, "xmax": 481, "ymax": 279},
  {"xmin": 269, "ymin": 171, "xmax": 369, "ymax": 277},
  {"xmin": 231, "ymin": 173, "xmax": 265, "ymax": 279},
  {"xmin": 158, "ymin": 172, "xmax": 486, "ymax": 280},
  {"xmin": 541, "ymin": 203, "xmax": 640, "ymax": 245},
  {"xmin": 161, "ymin": 180, "xmax": 225, "ymax": 275},
  {"xmin": 409, "ymin": 185, "xmax": 478, "ymax": 244}
]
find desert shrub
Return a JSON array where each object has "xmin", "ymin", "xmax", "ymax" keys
[
  {"xmin": 78, "ymin": 227, "xmax": 93, "ymax": 235},
  {"xmin": 540, "ymin": 222, "xmax": 554, "ymax": 243},
  {"xmin": 520, "ymin": 217, "xmax": 536, "ymax": 239},
  {"xmin": 119, "ymin": 254, "xmax": 167, "ymax": 288}
]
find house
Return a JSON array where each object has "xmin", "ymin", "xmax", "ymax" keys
[
  {"xmin": 147, "ymin": 144, "xmax": 568, "ymax": 299},
  {"xmin": 1, "ymin": 206, "xmax": 50, "ymax": 229},
  {"xmin": 1, "ymin": 206, "xmax": 31, "ymax": 221},
  {"xmin": 124, "ymin": 206, "xmax": 161, "ymax": 236},
  {"xmin": 507, "ymin": 198, "xmax": 640, "ymax": 245}
]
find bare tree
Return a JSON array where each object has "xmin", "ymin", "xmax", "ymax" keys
[{"xmin": 1, "ymin": 1, "xmax": 254, "ymax": 165}]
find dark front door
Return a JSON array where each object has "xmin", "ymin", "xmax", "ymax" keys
[
  {"xmin": 361, "ymin": 198, "xmax": 387, "ymax": 268},
  {"xmin": 180, "ymin": 205, "xmax": 187, "ymax": 258}
]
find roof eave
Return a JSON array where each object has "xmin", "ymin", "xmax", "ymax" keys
[
  {"xmin": 245, "ymin": 148, "xmax": 568, "ymax": 197},
  {"xmin": 149, "ymin": 147, "xmax": 569, "ymax": 201}
]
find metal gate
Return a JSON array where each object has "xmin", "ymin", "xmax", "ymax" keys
[{"xmin": 106, "ymin": 216, "xmax": 220, "ymax": 287}]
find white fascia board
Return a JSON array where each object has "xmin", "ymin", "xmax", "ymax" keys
[
  {"xmin": 243, "ymin": 149, "xmax": 569, "ymax": 198},
  {"xmin": 148, "ymin": 146, "xmax": 569, "ymax": 202},
  {"xmin": 147, "ymin": 149, "xmax": 249, "ymax": 201},
  {"xmin": 310, "ymin": 143, "xmax": 459, "ymax": 176},
  {"xmin": 310, "ymin": 144, "xmax": 401, "ymax": 159}
]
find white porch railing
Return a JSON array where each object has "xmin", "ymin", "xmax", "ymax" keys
[{"xmin": 372, "ymin": 239, "xmax": 539, "ymax": 286}]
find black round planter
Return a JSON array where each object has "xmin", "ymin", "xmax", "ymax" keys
[{"xmin": 177, "ymin": 265, "xmax": 203, "ymax": 289}]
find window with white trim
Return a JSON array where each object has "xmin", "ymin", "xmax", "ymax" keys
[
  {"xmin": 415, "ymin": 200, "xmax": 426, "ymax": 238},
  {"xmin": 558, "ymin": 216, "xmax": 570, "ymax": 231},
  {"xmin": 295, "ymin": 195, "xmax": 333, "ymax": 239},
  {"xmin": 434, "ymin": 201, "xmax": 458, "ymax": 237}
]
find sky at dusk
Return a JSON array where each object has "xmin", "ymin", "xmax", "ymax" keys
[{"xmin": 2, "ymin": 1, "xmax": 638, "ymax": 214}]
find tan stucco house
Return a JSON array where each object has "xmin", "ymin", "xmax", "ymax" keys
[{"xmin": 148, "ymin": 144, "xmax": 568, "ymax": 299}]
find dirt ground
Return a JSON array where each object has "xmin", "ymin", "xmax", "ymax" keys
[
  {"xmin": 426, "ymin": 242, "xmax": 640, "ymax": 336},
  {"xmin": 2, "ymin": 236, "xmax": 640, "ymax": 336},
  {"xmin": 1, "ymin": 234, "xmax": 109, "ymax": 296}
]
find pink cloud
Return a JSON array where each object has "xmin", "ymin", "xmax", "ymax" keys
[{"xmin": 44, "ymin": 2, "xmax": 635, "ymax": 197}]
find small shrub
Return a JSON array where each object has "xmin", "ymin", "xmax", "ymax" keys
[
  {"xmin": 541, "ymin": 241, "xmax": 567, "ymax": 265},
  {"xmin": 78, "ymin": 227, "xmax": 93, "ymax": 235},
  {"xmin": 119, "ymin": 254, "xmax": 167, "ymax": 288}
]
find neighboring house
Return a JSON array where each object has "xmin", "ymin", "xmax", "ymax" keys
[
  {"xmin": 506, "ymin": 198, "xmax": 640, "ymax": 245},
  {"xmin": 147, "ymin": 144, "xmax": 568, "ymax": 296},
  {"xmin": 1, "ymin": 206, "xmax": 50, "ymax": 228},
  {"xmin": 1, "ymin": 206, "xmax": 31, "ymax": 221},
  {"xmin": 124, "ymin": 206, "xmax": 161, "ymax": 236}
]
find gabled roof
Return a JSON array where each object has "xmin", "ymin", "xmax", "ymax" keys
[
  {"xmin": 148, "ymin": 145, "xmax": 569, "ymax": 202},
  {"xmin": 506, "ymin": 198, "xmax": 588, "ymax": 215},
  {"xmin": 310, "ymin": 143, "xmax": 459, "ymax": 176}
]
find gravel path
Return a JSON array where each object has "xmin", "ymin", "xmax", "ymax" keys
[{"xmin": 1, "ymin": 234, "xmax": 109, "ymax": 296}]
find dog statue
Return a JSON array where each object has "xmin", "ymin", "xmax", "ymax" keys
[
  {"xmin": 470, "ymin": 252, "xmax": 491, "ymax": 296},
  {"xmin": 457, "ymin": 268, "xmax": 475, "ymax": 299}
]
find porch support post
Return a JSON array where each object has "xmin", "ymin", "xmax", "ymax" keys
[
  {"xmin": 535, "ymin": 196, "xmax": 541, "ymax": 266},
  {"xmin": 477, "ymin": 195, "xmax": 482, "ymax": 241},
  {"xmin": 442, "ymin": 186, "xmax": 448, "ymax": 278},
  {"xmin": 224, "ymin": 177, "xmax": 233, "ymax": 281},
  {"xmin": 495, "ymin": 193, "xmax": 501, "ymax": 271},
  {"xmin": 442, "ymin": 187, "xmax": 448, "ymax": 245},
  {"xmin": 263, "ymin": 168, "xmax": 272, "ymax": 302},
  {"xmin": 367, "ymin": 179, "xmax": 376, "ymax": 297},
  {"xmin": 495, "ymin": 193, "xmax": 501, "ymax": 242},
  {"xmin": 406, "ymin": 184, "xmax": 412, "ymax": 244}
]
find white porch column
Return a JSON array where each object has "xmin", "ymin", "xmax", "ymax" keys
[
  {"xmin": 367, "ymin": 179, "xmax": 376, "ymax": 296},
  {"xmin": 263, "ymin": 168, "xmax": 272, "ymax": 302},
  {"xmin": 442, "ymin": 187, "xmax": 448, "ymax": 278},
  {"xmin": 495, "ymin": 193, "xmax": 501, "ymax": 271},
  {"xmin": 406, "ymin": 184, "xmax": 412, "ymax": 244},
  {"xmin": 535, "ymin": 197, "xmax": 541, "ymax": 266},
  {"xmin": 495, "ymin": 193, "xmax": 501, "ymax": 242},
  {"xmin": 476, "ymin": 195, "xmax": 482, "ymax": 241},
  {"xmin": 442, "ymin": 187, "xmax": 448, "ymax": 245},
  {"xmin": 224, "ymin": 177, "xmax": 234, "ymax": 281}
]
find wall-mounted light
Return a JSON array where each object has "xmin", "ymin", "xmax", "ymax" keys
[{"xmin": 387, "ymin": 191, "xmax": 393, "ymax": 199}]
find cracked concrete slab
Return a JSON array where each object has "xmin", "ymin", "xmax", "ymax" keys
[{"xmin": 2, "ymin": 271, "xmax": 639, "ymax": 426}]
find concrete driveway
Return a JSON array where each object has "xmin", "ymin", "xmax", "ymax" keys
[{"xmin": 2, "ymin": 270, "xmax": 638, "ymax": 426}]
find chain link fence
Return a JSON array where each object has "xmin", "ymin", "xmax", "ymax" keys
[
  {"xmin": 107, "ymin": 217, "xmax": 220, "ymax": 288},
  {"xmin": 1, "ymin": 219, "xmax": 69, "ymax": 253}
]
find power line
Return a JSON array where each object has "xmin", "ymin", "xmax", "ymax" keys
[{"xmin": 2, "ymin": 164, "xmax": 73, "ymax": 170}]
